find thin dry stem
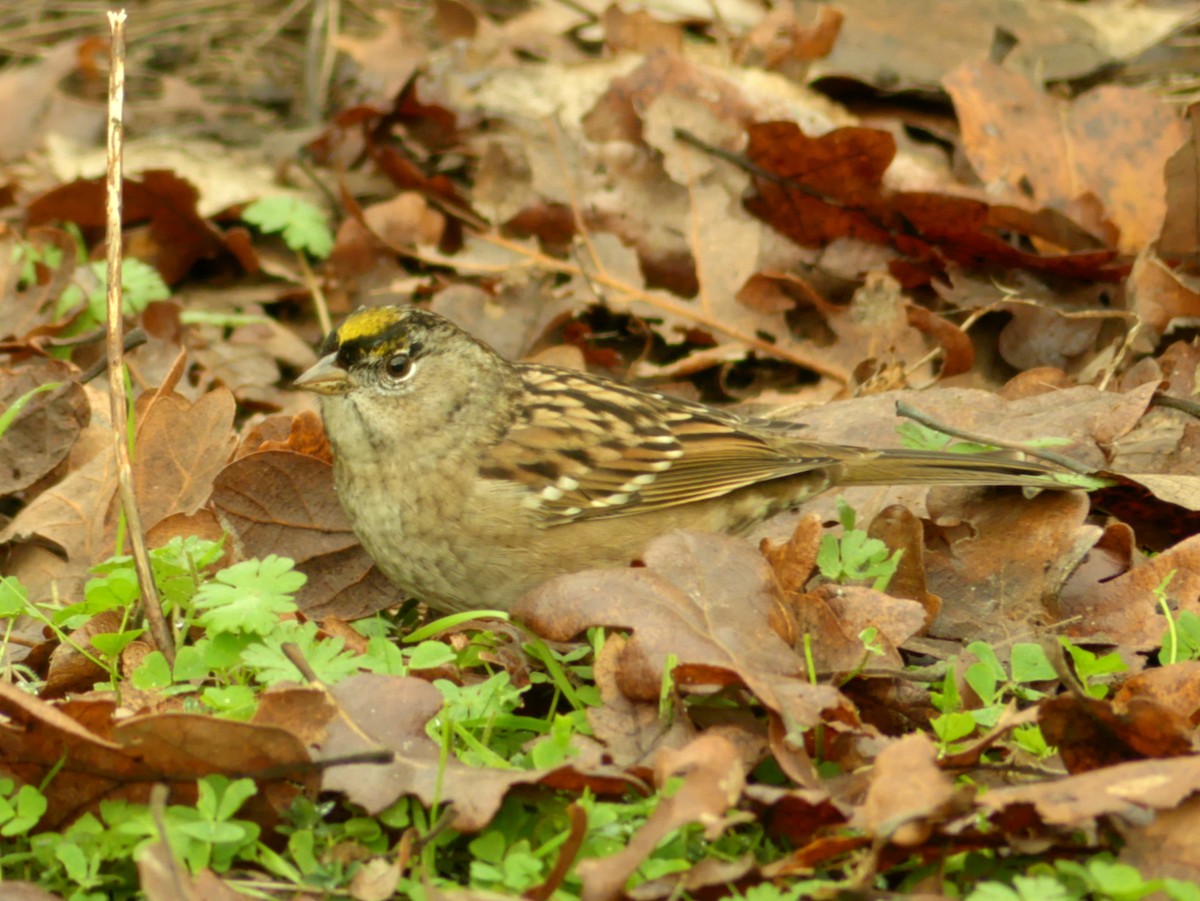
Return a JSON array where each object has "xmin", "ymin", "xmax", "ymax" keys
[
  {"xmin": 297, "ymin": 251, "xmax": 332, "ymax": 335},
  {"xmin": 105, "ymin": 10, "xmax": 174, "ymax": 665}
]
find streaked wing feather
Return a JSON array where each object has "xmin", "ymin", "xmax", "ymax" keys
[{"xmin": 479, "ymin": 366, "xmax": 822, "ymax": 525}]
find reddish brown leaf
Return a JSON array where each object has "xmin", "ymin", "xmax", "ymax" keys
[
  {"xmin": 744, "ymin": 120, "xmax": 1120, "ymax": 282},
  {"xmin": 1039, "ymin": 691, "xmax": 1195, "ymax": 774},
  {"xmin": 27, "ymin": 171, "xmax": 244, "ymax": 284},
  {"xmin": 904, "ymin": 305, "xmax": 973, "ymax": 378},
  {"xmin": 0, "ymin": 682, "xmax": 309, "ymax": 830},
  {"xmin": 0, "ymin": 357, "xmax": 88, "ymax": 496}
]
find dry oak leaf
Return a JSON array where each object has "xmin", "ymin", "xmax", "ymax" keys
[
  {"xmin": 924, "ymin": 488, "xmax": 1094, "ymax": 645},
  {"xmin": 516, "ymin": 530, "xmax": 857, "ymax": 733},
  {"xmin": 587, "ymin": 633, "xmax": 696, "ymax": 770},
  {"xmin": 0, "ymin": 357, "xmax": 88, "ymax": 496},
  {"xmin": 1059, "ymin": 533, "xmax": 1200, "ymax": 651},
  {"xmin": 1113, "ymin": 662, "xmax": 1200, "ymax": 727},
  {"xmin": 133, "ymin": 387, "xmax": 237, "ymax": 530},
  {"xmin": 1038, "ymin": 688, "xmax": 1196, "ymax": 775},
  {"xmin": 979, "ymin": 754, "xmax": 1200, "ymax": 827},
  {"xmin": 744, "ymin": 121, "xmax": 1119, "ymax": 282},
  {"xmin": 790, "ymin": 584, "xmax": 925, "ymax": 675},
  {"xmin": 946, "ymin": 61, "xmax": 1186, "ymax": 254},
  {"xmin": 0, "ymin": 386, "xmax": 235, "ymax": 603},
  {"xmin": 0, "ymin": 681, "xmax": 309, "ymax": 830},
  {"xmin": 27, "ymin": 171, "xmax": 244, "ymax": 285},
  {"xmin": 854, "ymin": 732, "xmax": 957, "ymax": 847}
]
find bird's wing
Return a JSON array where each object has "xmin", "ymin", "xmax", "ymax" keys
[{"xmin": 478, "ymin": 365, "xmax": 833, "ymax": 525}]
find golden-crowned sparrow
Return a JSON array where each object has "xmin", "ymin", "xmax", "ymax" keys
[{"xmin": 296, "ymin": 306, "xmax": 1074, "ymax": 612}]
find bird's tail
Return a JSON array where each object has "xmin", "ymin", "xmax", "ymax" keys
[{"xmin": 828, "ymin": 448, "xmax": 1079, "ymax": 490}]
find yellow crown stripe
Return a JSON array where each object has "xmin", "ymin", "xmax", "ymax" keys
[{"xmin": 336, "ymin": 308, "xmax": 405, "ymax": 344}]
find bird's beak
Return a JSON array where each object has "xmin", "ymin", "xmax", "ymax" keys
[{"xmin": 295, "ymin": 352, "xmax": 350, "ymax": 395}]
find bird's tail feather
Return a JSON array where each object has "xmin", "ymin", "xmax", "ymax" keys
[{"xmin": 831, "ymin": 449, "xmax": 1071, "ymax": 489}]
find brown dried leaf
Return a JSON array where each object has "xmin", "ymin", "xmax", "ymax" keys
[
  {"xmin": 979, "ymin": 755, "xmax": 1200, "ymax": 827},
  {"xmin": 0, "ymin": 682, "xmax": 309, "ymax": 829},
  {"xmin": 1160, "ymin": 104, "xmax": 1200, "ymax": 263},
  {"xmin": 587, "ymin": 633, "xmax": 696, "ymax": 769},
  {"xmin": 790, "ymin": 585, "xmax": 922, "ymax": 674},
  {"xmin": 1059, "ymin": 534, "xmax": 1200, "ymax": 651},
  {"xmin": 946, "ymin": 62, "xmax": 1186, "ymax": 253},
  {"xmin": 27, "ymin": 171, "xmax": 244, "ymax": 284},
  {"xmin": 0, "ymin": 357, "xmax": 88, "ymax": 496},
  {"xmin": 855, "ymin": 733, "xmax": 956, "ymax": 847},
  {"xmin": 42, "ymin": 609, "xmax": 122, "ymax": 700},
  {"xmin": 745, "ymin": 121, "xmax": 1120, "ymax": 282},
  {"xmin": 1039, "ymin": 690, "xmax": 1196, "ymax": 774},
  {"xmin": 134, "ymin": 388, "xmax": 236, "ymax": 530},
  {"xmin": 926, "ymin": 489, "xmax": 1093, "ymax": 645},
  {"xmin": 1128, "ymin": 252, "xmax": 1200, "ymax": 334},
  {"xmin": 760, "ymin": 512, "xmax": 822, "ymax": 601},
  {"xmin": 0, "ymin": 429, "xmax": 117, "ymax": 600},
  {"xmin": 516, "ymin": 531, "xmax": 856, "ymax": 732},
  {"xmin": 867, "ymin": 504, "xmax": 940, "ymax": 629},
  {"xmin": 1114, "ymin": 662, "xmax": 1200, "ymax": 726}
]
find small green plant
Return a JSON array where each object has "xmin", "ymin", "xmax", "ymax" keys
[
  {"xmin": 897, "ymin": 421, "xmax": 1005, "ymax": 455},
  {"xmin": 816, "ymin": 498, "xmax": 903, "ymax": 590},
  {"xmin": 930, "ymin": 640, "xmax": 1058, "ymax": 755},
  {"xmin": 965, "ymin": 853, "xmax": 1200, "ymax": 901},
  {"xmin": 1162, "ymin": 609, "xmax": 1200, "ymax": 664},
  {"xmin": 1059, "ymin": 637, "xmax": 1126, "ymax": 699},
  {"xmin": 0, "ymin": 778, "xmax": 48, "ymax": 837},
  {"xmin": 1152, "ymin": 572, "xmax": 1200, "ymax": 665},
  {"xmin": 56, "ymin": 259, "xmax": 171, "ymax": 329},
  {"xmin": 242, "ymin": 196, "xmax": 333, "ymax": 258}
]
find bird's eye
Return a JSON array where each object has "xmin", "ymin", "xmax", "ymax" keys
[{"xmin": 385, "ymin": 353, "xmax": 414, "ymax": 380}]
